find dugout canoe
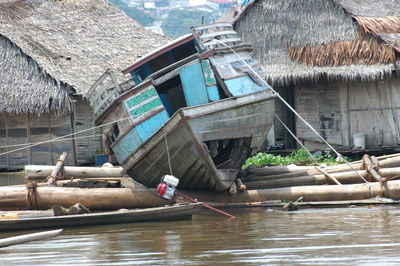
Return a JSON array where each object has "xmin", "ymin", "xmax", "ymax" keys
[{"xmin": 0, "ymin": 203, "xmax": 202, "ymax": 231}]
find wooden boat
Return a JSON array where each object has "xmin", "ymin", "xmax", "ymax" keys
[
  {"xmin": 0, "ymin": 203, "xmax": 202, "ymax": 231},
  {"xmin": 122, "ymin": 89, "xmax": 275, "ymax": 191},
  {"xmin": 87, "ymin": 23, "xmax": 275, "ymax": 191}
]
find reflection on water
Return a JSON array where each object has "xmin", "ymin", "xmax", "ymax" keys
[{"xmin": 1, "ymin": 206, "xmax": 400, "ymax": 265}]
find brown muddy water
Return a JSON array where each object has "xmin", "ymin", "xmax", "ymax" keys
[{"xmin": 1, "ymin": 206, "xmax": 400, "ymax": 265}]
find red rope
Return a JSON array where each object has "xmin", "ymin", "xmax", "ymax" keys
[{"xmin": 176, "ymin": 190, "xmax": 235, "ymax": 219}]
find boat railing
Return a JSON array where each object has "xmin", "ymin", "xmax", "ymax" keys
[
  {"xmin": 87, "ymin": 69, "xmax": 133, "ymax": 118},
  {"xmin": 192, "ymin": 22, "xmax": 241, "ymax": 51}
]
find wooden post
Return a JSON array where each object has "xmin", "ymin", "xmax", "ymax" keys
[
  {"xmin": 229, "ymin": 182, "xmax": 238, "ymax": 194},
  {"xmin": 47, "ymin": 152, "xmax": 67, "ymax": 186},
  {"xmin": 315, "ymin": 166, "xmax": 342, "ymax": 185},
  {"xmin": 362, "ymin": 155, "xmax": 382, "ymax": 182},
  {"xmin": 235, "ymin": 178, "xmax": 246, "ymax": 191}
]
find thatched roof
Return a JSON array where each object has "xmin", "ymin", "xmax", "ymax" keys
[
  {"xmin": 233, "ymin": 0, "xmax": 399, "ymax": 86},
  {"xmin": 333, "ymin": 0, "xmax": 400, "ymax": 17},
  {"xmin": 0, "ymin": 0, "xmax": 169, "ymax": 115}
]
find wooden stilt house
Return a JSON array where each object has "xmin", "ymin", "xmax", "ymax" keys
[
  {"xmin": 0, "ymin": 0, "xmax": 168, "ymax": 170},
  {"xmin": 233, "ymin": 0, "xmax": 400, "ymax": 150}
]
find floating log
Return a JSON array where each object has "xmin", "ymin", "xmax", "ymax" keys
[
  {"xmin": 245, "ymin": 156, "xmax": 400, "ymax": 181},
  {"xmin": 0, "ymin": 229, "xmax": 62, "ymax": 248},
  {"xmin": 210, "ymin": 198, "xmax": 399, "ymax": 209},
  {"xmin": 245, "ymin": 170, "xmax": 363, "ymax": 189},
  {"xmin": 182, "ymin": 180, "xmax": 400, "ymax": 203},
  {"xmin": 25, "ymin": 165, "xmax": 124, "ymax": 181},
  {"xmin": 243, "ymin": 167, "xmax": 400, "ymax": 190},
  {"xmin": 0, "ymin": 186, "xmax": 167, "ymax": 211}
]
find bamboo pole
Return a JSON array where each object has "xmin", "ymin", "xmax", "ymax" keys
[
  {"xmin": 25, "ymin": 165, "xmax": 124, "ymax": 181},
  {"xmin": 244, "ymin": 167, "xmax": 400, "ymax": 190},
  {"xmin": 247, "ymin": 154, "xmax": 400, "ymax": 179},
  {"xmin": 315, "ymin": 167, "xmax": 342, "ymax": 185},
  {"xmin": 0, "ymin": 229, "xmax": 63, "ymax": 248},
  {"xmin": 181, "ymin": 180, "xmax": 400, "ymax": 203},
  {"xmin": 244, "ymin": 156, "xmax": 400, "ymax": 181}
]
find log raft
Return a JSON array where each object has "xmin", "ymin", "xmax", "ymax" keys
[
  {"xmin": 0, "ymin": 186, "xmax": 167, "ymax": 211},
  {"xmin": 9, "ymin": 152, "xmax": 400, "ymax": 211},
  {"xmin": 182, "ymin": 180, "xmax": 400, "ymax": 203},
  {"xmin": 243, "ymin": 155, "xmax": 400, "ymax": 190},
  {"xmin": 1, "ymin": 180, "xmax": 400, "ymax": 211}
]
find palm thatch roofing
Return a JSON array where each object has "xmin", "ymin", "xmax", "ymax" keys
[
  {"xmin": 233, "ymin": 0, "xmax": 400, "ymax": 86},
  {"xmin": 0, "ymin": 0, "xmax": 169, "ymax": 115}
]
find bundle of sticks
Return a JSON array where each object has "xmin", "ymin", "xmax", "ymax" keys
[{"xmin": 241, "ymin": 153, "xmax": 400, "ymax": 190}]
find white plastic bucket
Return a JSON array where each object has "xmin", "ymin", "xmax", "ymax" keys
[{"xmin": 353, "ymin": 133, "xmax": 366, "ymax": 149}]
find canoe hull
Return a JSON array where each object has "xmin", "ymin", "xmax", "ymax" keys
[{"xmin": 0, "ymin": 203, "xmax": 202, "ymax": 231}]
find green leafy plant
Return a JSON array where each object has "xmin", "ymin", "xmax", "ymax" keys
[{"xmin": 242, "ymin": 149, "xmax": 349, "ymax": 169}]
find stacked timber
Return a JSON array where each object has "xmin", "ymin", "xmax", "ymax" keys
[
  {"xmin": 241, "ymin": 154, "xmax": 400, "ymax": 190},
  {"xmin": 0, "ymin": 152, "xmax": 169, "ymax": 212},
  {"xmin": 4, "ymin": 152, "xmax": 400, "ymax": 212}
]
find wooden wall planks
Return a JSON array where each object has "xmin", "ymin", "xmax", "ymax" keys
[{"xmin": 292, "ymin": 76, "xmax": 400, "ymax": 150}]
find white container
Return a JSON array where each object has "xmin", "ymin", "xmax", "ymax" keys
[
  {"xmin": 162, "ymin": 175, "xmax": 179, "ymax": 187},
  {"xmin": 353, "ymin": 133, "xmax": 366, "ymax": 149}
]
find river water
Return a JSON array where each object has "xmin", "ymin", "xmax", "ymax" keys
[{"xmin": 1, "ymin": 206, "xmax": 400, "ymax": 265}]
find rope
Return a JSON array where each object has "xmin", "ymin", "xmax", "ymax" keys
[
  {"xmin": 26, "ymin": 181, "xmax": 39, "ymax": 210},
  {"xmin": 0, "ymin": 134, "xmax": 103, "ymax": 149},
  {"xmin": 213, "ymin": 39, "xmax": 341, "ymax": 156},
  {"xmin": 176, "ymin": 190, "xmax": 235, "ymax": 219},
  {"xmin": 213, "ymin": 39, "xmax": 369, "ymax": 184},
  {"xmin": 275, "ymin": 114, "xmax": 319, "ymax": 165},
  {"xmin": 0, "ymin": 116, "xmax": 131, "ymax": 157},
  {"xmin": 163, "ymin": 128, "xmax": 173, "ymax": 176}
]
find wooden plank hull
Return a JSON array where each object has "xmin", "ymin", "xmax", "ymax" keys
[
  {"xmin": 0, "ymin": 203, "xmax": 202, "ymax": 231},
  {"xmin": 123, "ymin": 90, "xmax": 275, "ymax": 191}
]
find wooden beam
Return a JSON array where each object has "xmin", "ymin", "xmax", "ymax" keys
[
  {"xmin": 25, "ymin": 165, "xmax": 124, "ymax": 181},
  {"xmin": 47, "ymin": 152, "xmax": 67, "ymax": 186},
  {"xmin": 315, "ymin": 166, "xmax": 342, "ymax": 185}
]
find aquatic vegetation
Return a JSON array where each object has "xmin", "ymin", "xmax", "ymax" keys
[{"xmin": 242, "ymin": 149, "xmax": 347, "ymax": 169}]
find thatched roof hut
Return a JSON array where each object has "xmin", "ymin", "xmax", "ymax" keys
[
  {"xmin": 0, "ymin": 0, "xmax": 168, "ymax": 115},
  {"xmin": 0, "ymin": 0, "xmax": 169, "ymax": 170},
  {"xmin": 233, "ymin": 0, "xmax": 399, "ymax": 86},
  {"xmin": 233, "ymin": 0, "xmax": 400, "ymax": 150}
]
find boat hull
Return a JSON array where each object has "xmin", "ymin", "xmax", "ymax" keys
[
  {"xmin": 0, "ymin": 203, "xmax": 202, "ymax": 231},
  {"xmin": 122, "ymin": 90, "xmax": 275, "ymax": 191}
]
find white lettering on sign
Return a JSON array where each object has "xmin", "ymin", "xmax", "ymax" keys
[{"xmin": 123, "ymin": 86, "xmax": 164, "ymax": 124}]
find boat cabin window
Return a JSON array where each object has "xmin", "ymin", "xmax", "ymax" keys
[
  {"xmin": 132, "ymin": 40, "xmax": 198, "ymax": 83},
  {"xmin": 104, "ymin": 123, "xmax": 120, "ymax": 145},
  {"xmin": 155, "ymin": 75, "xmax": 187, "ymax": 117},
  {"xmin": 216, "ymin": 81, "xmax": 229, "ymax": 99}
]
